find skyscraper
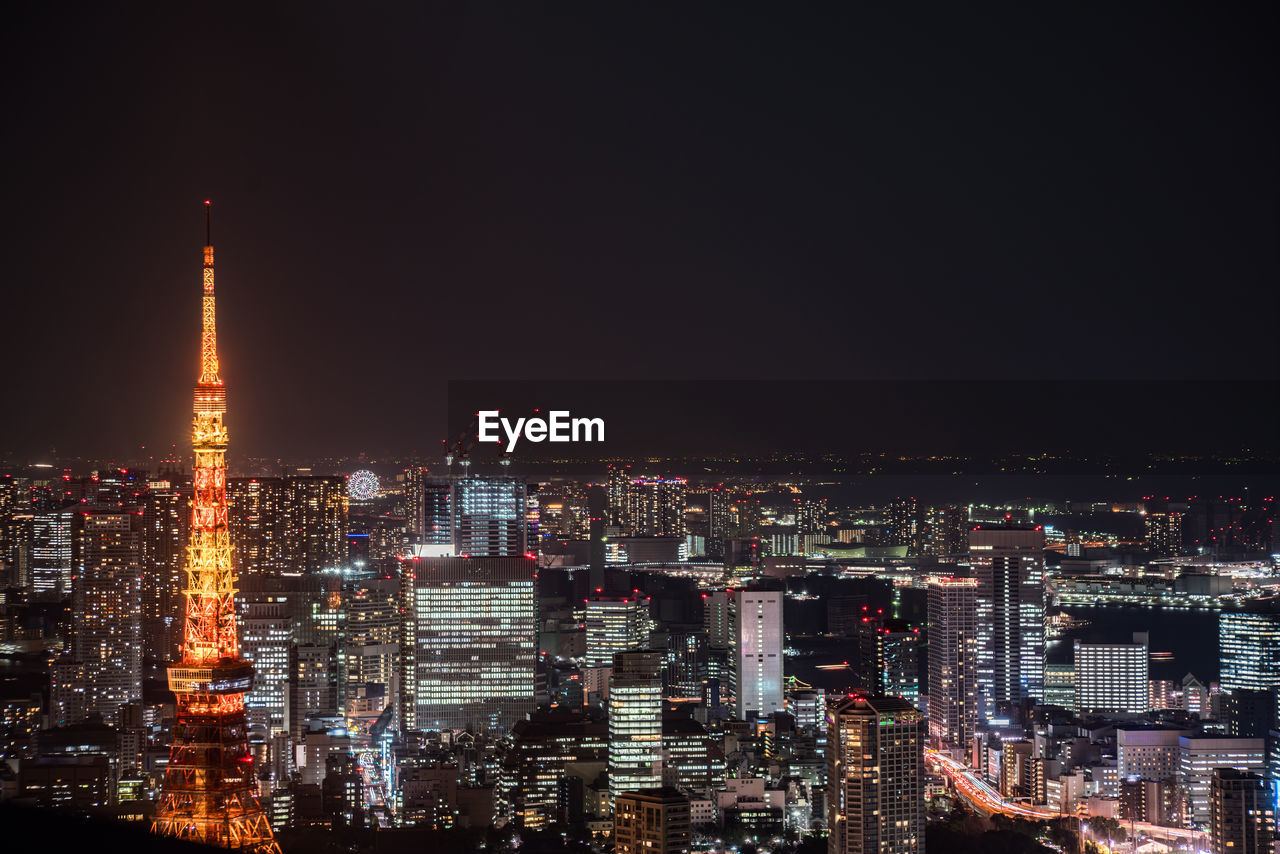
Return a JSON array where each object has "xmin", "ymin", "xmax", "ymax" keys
[
  {"xmin": 609, "ymin": 650, "xmax": 665, "ymax": 801},
  {"xmin": 283, "ymin": 476, "xmax": 348, "ymax": 572},
  {"xmin": 585, "ymin": 596, "xmax": 653, "ymax": 668},
  {"xmin": 886, "ymin": 496, "xmax": 920, "ymax": 552},
  {"xmin": 31, "ymin": 507, "xmax": 73, "ymax": 597},
  {"xmin": 927, "ymin": 575, "xmax": 978, "ymax": 748},
  {"xmin": 1145, "ymin": 510, "xmax": 1183, "ymax": 557},
  {"xmin": 827, "ymin": 695, "xmax": 925, "ymax": 854},
  {"xmin": 152, "ymin": 203, "xmax": 278, "ymax": 852},
  {"xmin": 404, "ymin": 468, "xmax": 452, "ymax": 545},
  {"xmin": 400, "ymin": 555, "xmax": 535, "ymax": 733},
  {"xmin": 452, "ymin": 476, "xmax": 526, "ymax": 556},
  {"xmin": 239, "ymin": 599, "xmax": 291, "ymax": 738},
  {"xmin": 71, "ymin": 508, "xmax": 143, "ymax": 722},
  {"xmin": 227, "ymin": 477, "xmax": 286, "ymax": 576},
  {"xmin": 1220, "ymin": 612, "xmax": 1280, "ymax": 692},
  {"xmin": 141, "ymin": 480, "xmax": 189, "ymax": 662},
  {"xmin": 970, "ymin": 526, "xmax": 1046, "ymax": 710},
  {"xmin": 628, "ymin": 478, "xmax": 687, "ymax": 538},
  {"xmin": 731, "ymin": 587, "xmax": 784, "ymax": 719}
]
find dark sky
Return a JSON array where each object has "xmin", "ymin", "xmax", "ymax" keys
[{"xmin": 3, "ymin": 4, "xmax": 1277, "ymax": 461}]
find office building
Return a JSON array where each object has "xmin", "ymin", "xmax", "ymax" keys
[
  {"xmin": 609, "ymin": 650, "xmax": 665, "ymax": 800},
  {"xmin": 1220, "ymin": 612, "xmax": 1280, "ymax": 692},
  {"xmin": 927, "ymin": 575, "xmax": 979, "ymax": 748},
  {"xmin": 452, "ymin": 476, "xmax": 526, "ymax": 557},
  {"xmin": 497, "ymin": 710, "xmax": 608, "ymax": 829},
  {"xmin": 628, "ymin": 478, "xmax": 687, "ymax": 538},
  {"xmin": 731, "ymin": 588, "xmax": 784, "ymax": 719},
  {"xmin": 1180, "ymin": 735, "xmax": 1266, "ymax": 826},
  {"xmin": 31, "ymin": 507, "xmax": 74, "ymax": 596},
  {"xmin": 585, "ymin": 596, "xmax": 653, "ymax": 668},
  {"xmin": 1075, "ymin": 632, "xmax": 1149, "ymax": 715},
  {"xmin": 971, "ymin": 526, "xmax": 1046, "ymax": 709},
  {"xmin": 827, "ymin": 695, "xmax": 925, "ymax": 854},
  {"xmin": 856, "ymin": 617, "xmax": 920, "ymax": 704},
  {"xmin": 404, "ymin": 468, "xmax": 452, "ymax": 545},
  {"xmin": 240, "ymin": 599, "xmax": 291, "ymax": 737},
  {"xmin": 400, "ymin": 555, "xmax": 536, "ymax": 733},
  {"xmin": 1117, "ymin": 726, "xmax": 1187, "ymax": 781}
]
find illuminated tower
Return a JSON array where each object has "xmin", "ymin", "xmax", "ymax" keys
[{"xmin": 153, "ymin": 203, "xmax": 280, "ymax": 853}]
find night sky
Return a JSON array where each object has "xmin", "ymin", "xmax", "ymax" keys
[{"xmin": 3, "ymin": 4, "xmax": 1276, "ymax": 461}]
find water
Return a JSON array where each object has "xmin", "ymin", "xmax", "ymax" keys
[{"xmin": 1054, "ymin": 604, "xmax": 1220, "ymax": 683}]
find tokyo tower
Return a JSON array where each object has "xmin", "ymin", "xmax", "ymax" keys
[{"xmin": 152, "ymin": 203, "xmax": 280, "ymax": 853}]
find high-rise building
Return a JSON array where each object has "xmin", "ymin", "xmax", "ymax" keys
[
  {"xmin": 1145, "ymin": 511, "xmax": 1183, "ymax": 557},
  {"xmin": 607, "ymin": 464, "xmax": 633, "ymax": 531},
  {"xmin": 1211, "ymin": 768, "xmax": 1276, "ymax": 854},
  {"xmin": 71, "ymin": 508, "xmax": 143, "ymax": 722},
  {"xmin": 404, "ymin": 468, "xmax": 452, "ymax": 545},
  {"xmin": 1180, "ymin": 735, "xmax": 1266, "ymax": 826},
  {"xmin": 585, "ymin": 597, "xmax": 653, "ymax": 668},
  {"xmin": 228, "ymin": 475, "xmax": 348, "ymax": 574},
  {"xmin": 227, "ymin": 477, "xmax": 286, "ymax": 576},
  {"xmin": 661, "ymin": 715, "xmax": 724, "ymax": 797},
  {"xmin": 924, "ymin": 505, "xmax": 968, "ymax": 557},
  {"xmin": 284, "ymin": 476, "xmax": 348, "ymax": 572},
  {"xmin": 342, "ymin": 579, "xmax": 399, "ymax": 706},
  {"xmin": 497, "ymin": 710, "xmax": 608, "ymax": 829},
  {"xmin": 152, "ymin": 204, "xmax": 279, "ymax": 852},
  {"xmin": 970, "ymin": 526, "xmax": 1046, "ymax": 710},
  {"xmin": 400, "ymin": 555, "xmax": 536, "ymax": 733},
  {"xmin": 662, "ymin": 631, "xmax": 709, "ymax": 700},
  {"xmin": 1220, "ymin": 612, "xmax": 1280, "ymax": 692},
  {"xmin": 31, "ymin": 507, "xmax": 73, "ymax": 597},
  {"xmin": 1074, "ymin": 632, "xmax": 1149, "ymax": 715},
  {"xmin": 628, "ymin": 478, "xmax": 687, "ymax": 538},
  {"xmin": 609, "ymin": 650, "xmax": 665, "ymax": 800},
  {"xmin": 886, "ymin": 497, "xmax": 920, "ymax": 552},
  {"xmin": 927, "ymin": 575, "xmax": 979, "ymax": 748},
  {"xmin": 731, "ymin": 588, "xmax": 784, "ymax": 719},
  {"xmin": 827, "ymin": 695, "xmax": 925, "ymax": 854},
  {"xmin": 703, "ymin": 590, "xmax": 731, "ymax": 650},
  {"xmin": 141, "ymin": 481, "xmax": 189, "ymax": 662},
  {"xmin": 240, "ymin": 599, "xmax": 291, "ymax": 738},
  {"xmin": 856, "ymin": 618, "xmax": 920, "ymax": 705},
  {"xmin": 451, "ymin": 477, "xmax": 526, "ymax": 557},
  {"xmin": 614, "ymin": 787, "xmax": 691, "ymax": 854}
]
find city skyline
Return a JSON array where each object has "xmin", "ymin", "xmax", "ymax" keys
[{"xmin": 4, "ymin": 6, "xmax": 1279, "ymax": 854}]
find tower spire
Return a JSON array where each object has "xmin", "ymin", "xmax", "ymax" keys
[{"xmin": 199, "ymin": 201, "xmax": 220, "ymax": 386}]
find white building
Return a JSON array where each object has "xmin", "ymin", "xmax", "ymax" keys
[
  {"xmin": 1179, "ymin": 735, "xmax": 1266, "ymax": 826},
  {"xmin": 731, "ymin": 588, "xmax": 784, "ymax": 718},
  {"xmin": 1075, "ymin": 632, "xmax": 1149, "ymax": 715}
]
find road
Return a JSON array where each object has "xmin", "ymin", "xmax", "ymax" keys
[{"xmin": 924, "ymin": 749, "xmax": 1207, "ymax": 850}]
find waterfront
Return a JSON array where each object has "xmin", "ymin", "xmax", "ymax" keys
[{"xmin": 1055, "ymin": 604, "xmax": 1221, "ymax": 683}]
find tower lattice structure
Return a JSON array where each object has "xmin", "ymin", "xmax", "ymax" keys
[{"xmin": 153, "ymin": 203, "xmax": 280, "ymax": 853}]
